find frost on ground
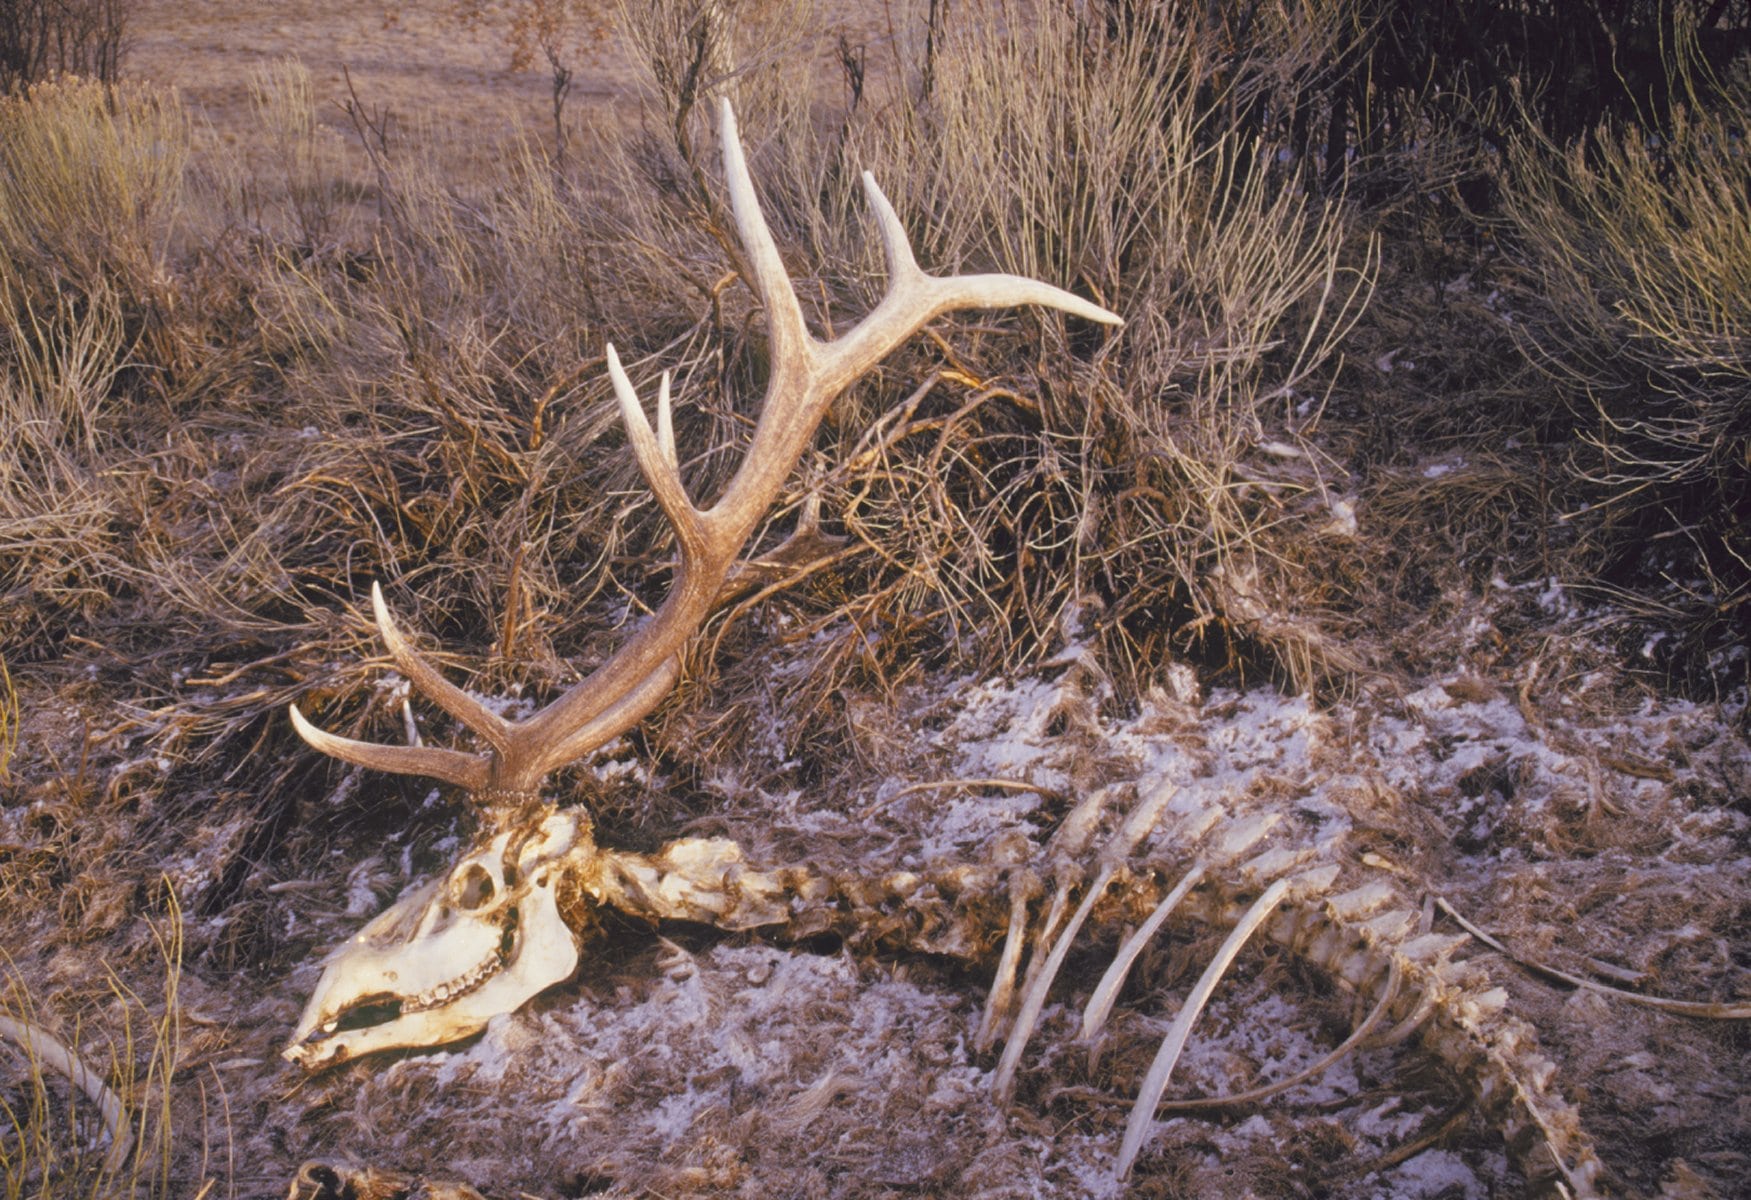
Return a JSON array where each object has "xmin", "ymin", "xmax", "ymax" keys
[{"xmin": 2, "ymin": 642, "xmax": 1746, "ymax": 1198}]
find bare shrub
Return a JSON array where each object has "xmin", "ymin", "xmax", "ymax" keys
[
  {"xmin": 1498, "ymin": 40, "xmax": 1751, "ymax": 661},
  {"xmin": 179, "ymin": 113, "xmax": 639, "ymax": 767},
  {"xmin": 0, "ymin": 0, "xmax": 130, "ymax": 94},
  {"xmin": 599, "ymin": 0, "xmax": 1373, "ymax": 708},
  {"xmin": 445, "ymin": 0, "xmax": 610, "ymax": 70},
  {"xmin": 246, "ymin": 59, "xmax": 348, "ymax": 250},
  {"xmin": 1167, "ymin": 0, "xmax": 1751, "ymax": 199},
  {"xmin": 0, "ymin": 4, "xmax": 1373, "ymax": 835},
  {"xmin": 0, "ymin": 78, "xmax": 188, "ymax": 358}
]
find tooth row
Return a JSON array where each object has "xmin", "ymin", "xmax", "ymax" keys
[{"xmin": 408, "ymin": 951, "xmax": 500, "ymax": 1013}]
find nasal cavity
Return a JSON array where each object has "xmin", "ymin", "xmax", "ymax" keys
[{"xmin": 455, "ymin": 863, "xmax": 497, "ymax": 910}]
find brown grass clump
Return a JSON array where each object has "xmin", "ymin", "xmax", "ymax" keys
[
  {"xmin": 0, "ymin": 279, "xmax": 140, "ymax": 661},
  {"xmin": 0, "ymin": 78, "xmax": 188, "ymax": 338},
  {"xmin": 0, "ymin": 80, "xmax": 197, "ymax": 661}
]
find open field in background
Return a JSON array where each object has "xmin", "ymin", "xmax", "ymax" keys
[
  {"xmin": 128, "ymin": 0, "xmax": 637, "ymax": 178},
  {"xmin": 1, "ymin": 1, "xmax": 1747, "ymax": 1197},
  {"xmin": 127, "ymin": 0, "xmax": 898, "ymax": 183}
]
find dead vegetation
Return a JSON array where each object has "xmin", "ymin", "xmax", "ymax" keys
[
  {"xmin": 1496, "ymin": 34, "xmax": 1751, "ymax": 669},
  {"xmin": 1, "ymin": 0, "xmax": 1747, "ymax": 1196}
]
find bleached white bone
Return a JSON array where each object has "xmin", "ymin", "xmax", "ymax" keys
[
  {"xmin": 992, "ymin": 782, "xmax": 1180, "ymax": 1099},
  {"xmin": 981, "ymin": 785, "xmax": 1118, "ymax": 1049},
  {"xmin": 992, "ymin": 861, "xmax": 1114, "ymax": 1100},
  {"xmin": 1115, "ymin": 875, "xmax": 1292, "ymax": 1180},
  {"xmin": 1078, "ymin": 861, "xmax": 1207, "ymax": 1053},
  {"xmin": 1211, "ymin": 810, "xmax": 1281, "ymax": 858},
  {"xmin": 975, "ymin": 881, "xmax": 1035, "ymax": 1054},
  {"xmin": 0, "ymin": 1014, "xmax": 133, "ymax": 1177}
]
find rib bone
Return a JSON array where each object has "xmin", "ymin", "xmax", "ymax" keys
[
  {"xmin": 1078, "ymin": 860, "xmax": 1205, "ymax": 1053},
  {"xmin": 993, "ymin": 781, "xmax": 1179, "ymax": 1100},
  {"xmin": 1115, "ymin": 874, "xmax": 1294, "ymax": 1180}
]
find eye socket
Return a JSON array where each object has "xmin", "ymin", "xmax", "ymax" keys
[{"xmin": 453, "ymin": 863, "xmax": 496, "ymax": 911}]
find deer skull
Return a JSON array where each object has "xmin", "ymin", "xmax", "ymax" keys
[{"xmin": 283, "ymin": 811, "xmax": 592, "ymax": 1069}]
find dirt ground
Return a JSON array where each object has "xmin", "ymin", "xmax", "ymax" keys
[
  {"xmin": 131, "ymin": 0, "xmax": 627, "ymax": 152},
  {"xmin": 0, "ymin": 4, "xmax": 1746, "ymax": 1199}
]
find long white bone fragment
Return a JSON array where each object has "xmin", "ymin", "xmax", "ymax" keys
[
  {"xmin": 1115, "ymin": 875, "xmax": 1292, "ymax": 1180},
  {"xmin": 1078, "ymin": 861, "xmax": 1207, "ymax": 1053},
  {"xmin": 0, "ymin": 1014, "xmax": 134, "ymax": 1176},
  {"xmin": 1437, "ymin": 897, "xmax": 1751, "ymax": 1020},
  {"xmin": 976, "ymin": 882, "xmax": 1036, "ymax": 1053}
]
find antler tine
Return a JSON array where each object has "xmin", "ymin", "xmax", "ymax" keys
[
  {"xmin": 718, "ymin": 99, "xmax": 810, "ymax": 355},
  {"xmin": 287, "ymin": 582, "xmax": 506, "ymax": 788},
  {"xmin": 656, "ymin": 370, "xmax": 678, "ymax": 472},
  {"xmin": 606, "ymin": 346, "xmax": 705, "ymax": 556},
  {"xmin": 856, "ymin": 169, "xmax": 927, "ymax": 288},
  {"xmin": 370, "ymin": 582, "xmax": 513, "ymax": 754},
  {"xmin": 824, "ymin": 170, "xmax": 1123, "ymax": 394},
  {"xmin": 289, "ymin": 704, "xmax": 490, "ymax": 791}
]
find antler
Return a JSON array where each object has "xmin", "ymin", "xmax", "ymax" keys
[{"xmin": 291, "ymin": 98, "xmax": 1121, "ymax": 800}]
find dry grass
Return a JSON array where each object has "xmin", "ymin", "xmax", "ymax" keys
[
  {"xmin": 591, "ymin": 0, "xmax": 1376, "ymax": 720},
  {"xmin": 0, "ymin": 658, "xmax": 16, "ymax": 783},
  {"xmin": 0, "ymin": 80, "xmax": 188, "ymax": 662},
  {"xmin": 0, "ymin": 0, "xmax": 1732, "ymax": 875},
  {"xmin": 0, "ymin": 77, "xmax": 187, "ymax": 326},
  {"xmin": 0, "ymin": 897, "xmax": 191, "ymax": 1198}
]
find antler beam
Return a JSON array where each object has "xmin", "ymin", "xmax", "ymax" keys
[{"xmin": 291, "ymin": 97, "xmax": 1121, "ymax": 802}]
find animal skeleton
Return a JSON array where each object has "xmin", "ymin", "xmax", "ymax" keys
[{"xmin": 286, "ymin": 101, "xmax": 1607, "ymax": 1193}]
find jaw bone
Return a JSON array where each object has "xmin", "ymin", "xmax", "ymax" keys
[{"xmin": 284, "ymin": 813, "xmax": 590, "ymax": 1069}]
